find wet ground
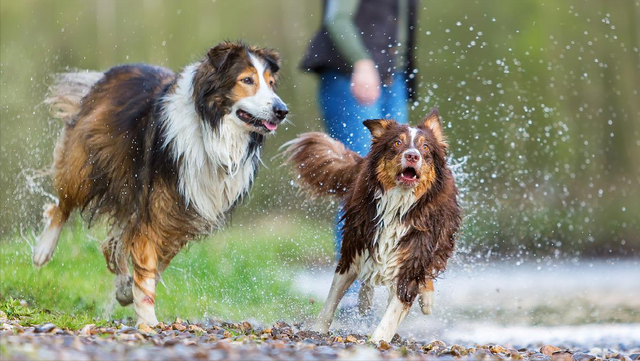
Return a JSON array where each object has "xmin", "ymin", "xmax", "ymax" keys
[
  {"xmin": 295, "ymin": 260, "xmax": 640, "ymax": 346},
  {"xmin": 2, "ymin": 260, "xmax": 639, "ymax": 360}
]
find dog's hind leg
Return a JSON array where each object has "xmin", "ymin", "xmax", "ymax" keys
[
  {"xmin": 130, "ymin": 231, "xmax": 159, "ymax": 326},
  {"xmin": 312, "ymin": 269, "xmax": 358, "ymax": 333},
  {"xmin": 417, "ymin": 279, "xmax": 434, "ymax": 315},
  {"xmin": 370, "ymin": 290, "xmax": 411, "ymax": 343},
  {"xmin": 32, "ymin": 203, "xmax": 70, "ymax": 267}
]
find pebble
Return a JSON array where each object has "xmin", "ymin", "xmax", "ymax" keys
[
  {"xmin": 542, "ymin": 345, "xmax": 563, "ymax": 356},
  {"xmin": 573, "ymin": 352, "xmax": 597, "ymax": 361}
]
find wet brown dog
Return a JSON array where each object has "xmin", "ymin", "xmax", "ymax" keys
[
  {"xmin": 284, "ymin": 109, "xmax": 461, "ymax": 342},
  {"xmin": 34, "ymin": 42, "xmax": 288, "ymax": 326}
]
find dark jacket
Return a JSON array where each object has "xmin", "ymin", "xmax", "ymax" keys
[{"xmin": 300, "ymin": 0, "xmax": 418, "ymax": 100}]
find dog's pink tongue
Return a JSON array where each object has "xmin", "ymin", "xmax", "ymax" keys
[{"xmin": 264, "ymin": 121, "xmax": 278, "ymax": 131}]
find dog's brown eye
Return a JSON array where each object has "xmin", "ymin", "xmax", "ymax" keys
[
  {"xmin": 241, "ymin": 77, "xmax": 253, "ymax": 85},
  {"xmin": 423, "ymin": 144, "xmax": 429, "ymax": 151},
  {"xmin": 394, "ymin": 140, "xmax": 402, "ymax": 147}
]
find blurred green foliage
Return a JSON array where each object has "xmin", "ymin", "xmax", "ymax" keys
[{"xmin": 0, "ymin": 0, "xmax": 638, "ymax": 256}]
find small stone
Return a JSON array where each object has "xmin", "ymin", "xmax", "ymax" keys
[
  {"xmin": 552, "ymin": 352, "xmax": 573, "ymax": 361},
  {"xmin": 451, "ymin": 345, "xmax": 468, "ymax": 356},
  {"xmin": 510, "ymin": 349, "xmax": 523, "ymax": 360},
  {"xmin": 274, "ymin": 321, "xmax": 290, "ymax": 329},
  {"xmin": 137, "ymin": 323, "xmax": 155, "ymax": 334},
  {"xmin": 175, "ymin": 317, "xmax": 184, "ymax": 324},
  {"xmin": 629, "ymin": 354, "xmax": 640, "ymax": 361},
  {"xmin": 531, "ymin": 352, "xmax": 551, "ymax": 361},
  {"xmin": 332, "ymin": 336, "xmax": 344, "ymax": 343},
  {"xmin": 391, "ymin": 333, "xmax": 402, "ymax": 344},
  {"xmin": 273, "ymin": 340, "xmax": 286, "ymax": 349},
  {"xmin": 240, "ymin": 321, "xmax": 252, "ymax": 332},
  {"xmin": 573, "ymin": 353, "xmax": 597, "ymax": 361},
  {"xmin": 118, "ymin": 326, "xmax": 140, "ymax": 334},
  {"xmin": 172, "ymin": 323, "xmax": 186, "ymax": 332},
  {"xmin": 34, "ymin": 323, "xmax": 57, "ymax": 333},
  {"xmin": 379, "ymin": 340, "xmax": 392, "ymax": 350},
  {"xmin": 79, "ymin": 324, "xmax": 94, "ymax": 336},
  {"xmin": 345, "ymin": 335, "xmax": 357, "ymax": 343},
  {"xmin": 188, "ymin": 324, "xmax": 204, "ymax": 333},
  {"xmin": 491, "ymin": 345, "xmax": 510, "ymax": 354},
  {"xmin": 101, "ymin": 327, "xmax": 116, "ymax": 335},
  {"xmin": 542, "ymin": 346, "xmax": 563, "ymax": 356}
]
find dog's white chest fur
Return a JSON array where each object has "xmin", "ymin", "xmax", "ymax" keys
[
  {"xmin": 161, "ymin": 65, "xmax": 257, "ymax": 229},
  {"xmin": 359, "ymin": 187, "xmax": 416, "ymax": 286}
]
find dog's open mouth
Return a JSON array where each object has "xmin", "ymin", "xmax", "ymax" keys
[
  {"xmin": 236, "ymin": 109, "xmax": 278, "ymax": 132},
  {"xmin": 397, "ymin": 166, "xmax": 420, "ymax": 185}
]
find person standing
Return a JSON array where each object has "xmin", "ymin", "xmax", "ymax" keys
[{"xmin": 301, "ymin": 0, "xmax": 420, "ymax": 309}]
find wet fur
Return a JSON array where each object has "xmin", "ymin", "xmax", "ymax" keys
[
  {"xmin": 284, "ymin": 109, "xmax": 461, "ymax": 341},
  {"xmin": 35, "ymin": 42, "xmax": 284, "ymax": 325}
]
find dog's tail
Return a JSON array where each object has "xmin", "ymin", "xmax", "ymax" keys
[
  {"xmin": 282, "ymin": 132, "xmax": 363, "ymax": 198},
  {"xmin": 44, "ymin": 71, "xmax": 103, "ymax": 125}
]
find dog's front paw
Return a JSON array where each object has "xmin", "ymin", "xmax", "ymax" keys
[{"xmin": 418, "ymin": 290, "xmax": 434, "ymax": 315}]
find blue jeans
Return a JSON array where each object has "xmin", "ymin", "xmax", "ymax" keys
[{"xmin": 318, "ymin": 71, "xmax": 409, "ymax": 295}]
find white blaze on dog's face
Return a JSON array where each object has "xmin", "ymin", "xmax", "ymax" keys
[
  {"xmin": 364, "ymin": 109, "xmax": 448, "ymax": 198},
  {"xmin": 231, "ymin": 53, "xmax": 288, "ymax": 134}
]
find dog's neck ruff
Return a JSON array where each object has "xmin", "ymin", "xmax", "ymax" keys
[
  {"xmin": 160, "ymin": 64, "xmax": 258, "ymax": 228},
  {"xmin": 360, "ymin": 187, "xmax": 416, "ymax": 286}
]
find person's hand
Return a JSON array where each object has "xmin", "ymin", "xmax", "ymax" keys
[{"xmin": 351, "ymin": 59, "xmax": 381, "ymax": 105}]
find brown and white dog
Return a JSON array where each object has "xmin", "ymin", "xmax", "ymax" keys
[
  {"xmin": 284, "ymin": 110, "xmax": 461, "ymax": 342},
  {"xmin": 34, "ymin": 42, "xmax": 288, "ymax": 326}
]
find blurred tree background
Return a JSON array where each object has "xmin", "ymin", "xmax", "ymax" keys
[{"xmin": 1, "ymin": 0, "xmax": 638, "ymax": 257}]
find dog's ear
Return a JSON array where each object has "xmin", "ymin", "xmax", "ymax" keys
[
  {"xmin": 207, "ymin": 42, "xmax": 239, "ymax": 70},
  {"xmin": 260, "ymin": 49, "xmax": 281, "ymax": 73},
  {"xmin": 420, "ymin": 108, "xmax": 448, "ymax": 147},
  {"xmin": 363, "ymin": 119, "xmax": 394, "ymax": 138}
]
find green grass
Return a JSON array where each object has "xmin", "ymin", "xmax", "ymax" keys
[
  {"xmin": 0, "ymin": 216, "xmax": 333, "ymax": 328},
  {"xmin": 0, "ymin": 297, "xmax": 112, "ymax": 329}
]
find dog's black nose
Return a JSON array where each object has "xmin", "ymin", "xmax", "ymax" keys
[{"xmin": 272, "ymin": 100, "xmax": 288, "ymax": 121}]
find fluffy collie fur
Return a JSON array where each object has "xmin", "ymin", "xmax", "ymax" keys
[
  {"xmin": 34, "ymin": 42, "xmax": 288, "ymax": 326},
  {"xmin": 284, "ymin": 109, "xmax": 461, "ymax": 342}
]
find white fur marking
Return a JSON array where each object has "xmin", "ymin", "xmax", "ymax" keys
[
  {"xmin": 359, "ymin": 188, "xmax": 416, "ymax": 286},
  {"xmin": 32, "ymin": 221, "xmax": 62, "ymax": 267},
  {"xmin": 409, "ymin": 127, "xmax": 418, "ymax": 146},
  {"xmin": 160, "ymin": 63, "xmax": 258, "ymax": 228},
  {"xmin": 370, "ymin": 294, "xmax": 411, "ymax": 342},
  {"xmin": 231, "ymin": 54, "xmax": 286, "ymax": 127},
  {"xmin": 402, "ymin": 127, "xmax": 423, "ymax": 169},
  {"xmin": 419, "ymin": 289, "xmax": 434, "ymax": 315},
  {"xmin": 133, "ymin": 277, "xmax": 158, "ymax": 326}
]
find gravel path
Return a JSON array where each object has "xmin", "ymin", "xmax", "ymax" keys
[{"xmin": 2, "ymin": 319, "xmax": 639, "ymax": 361}]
